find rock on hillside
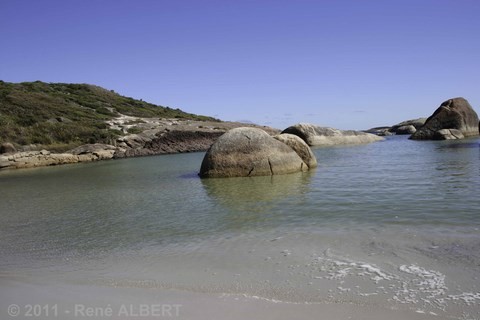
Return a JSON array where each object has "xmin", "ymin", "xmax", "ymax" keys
[
  {"xmin": 410, "ymin": 98, "xmax": 479, "ymax": 140},
  {"xmin": 111, "ymin": 118, "xmax": 279, "ymax": 158}
]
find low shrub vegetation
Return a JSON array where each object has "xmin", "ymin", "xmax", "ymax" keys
[{"xmin": 0, "ymin": 81, "xmax": 218, "ymax": 151}]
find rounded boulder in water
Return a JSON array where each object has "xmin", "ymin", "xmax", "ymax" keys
[{"xmin": 199, "ymin": 127, "xmax": 310, "ymax": 178}]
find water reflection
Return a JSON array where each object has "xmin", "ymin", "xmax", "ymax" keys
[
  {"xmin": 201, "ymin": 171, "xmax": 314, "ymax": 212},
  {"xmin": 432, "ymin": 138, "xmax": 480, "ymax": 197},
  {"xmin": 200, "ymin": 171, "xmax": 315, "ymax": 231},
  {"xmin": 436, "ymin": 140, "xmax": 479, "ymax": 150}
]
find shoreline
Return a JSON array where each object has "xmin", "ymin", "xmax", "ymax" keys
[
  {"xmin": 0, "ymin": 119, "xmax": 279, "ymax": 171},
  {"xmin": 0, "ymin": 278, "xmax": 444, "ymax": 320}
]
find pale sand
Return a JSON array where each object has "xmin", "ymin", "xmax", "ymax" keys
[{"xmin": 0, "ymin": 279, "xmax": 444, "ymax": 320}]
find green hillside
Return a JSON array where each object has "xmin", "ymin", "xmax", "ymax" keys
[{"xmin": 0, "ymin": 81, "xmax": 217, "ymax": 151}]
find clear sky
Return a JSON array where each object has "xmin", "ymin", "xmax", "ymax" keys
[{"xmin": 1, "ymin": 0, "xmax": 479, "ymax": 130}]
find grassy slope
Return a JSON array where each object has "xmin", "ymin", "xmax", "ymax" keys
[{"xmin": 0, "ymin": 81, "xmax": 217, "ymax": 151}]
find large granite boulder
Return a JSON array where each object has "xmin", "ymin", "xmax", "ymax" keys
[
  {"xmin": 410, "ymin": 98, "xmax": 479, "ymax": 140},
  {"xmin": 199, "ymin": 127, "xmax": 310, "ymax": 178},
  {"xmin": 282, "ymin": 123, "xmax": 383, "ymax": 146},
  {"xmin": 273, "ymin": 133, "xmax": 317, "ymax": 169}
]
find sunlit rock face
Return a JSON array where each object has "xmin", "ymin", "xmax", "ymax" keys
[
  {"xmin": 199, "ymin": 127, "xmax": 314, "ymax": 178},
  {"xmin": 282, "ymin": 123, "xmax": 383, "ymax": 147},
  {"xmin": 410, "ymin": 97, "xmax": 480, "ymax": 140}
]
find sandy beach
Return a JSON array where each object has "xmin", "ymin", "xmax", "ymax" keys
[{"xmin": 1, "ymin": 278, "xmax": 444, "ymax": 320}]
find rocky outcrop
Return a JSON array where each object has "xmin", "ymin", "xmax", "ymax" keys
[
  {"xmin": 391, "ymin": 118, "xmax": 427, "ymax": 133},
  {"xmin": 364, "ymin": 127, "xmax": 393, "ymax": 136},
  {"xmin": 274, "ymin": 133, "xmax": 317, "ymax": 169},
  {"xmin": 69, "ymin": 143, "xmax": 117, "ymax": 158},
  {"xmin": 148, "ymin": 130, "xmax": 225, "ymax": 154},
  {"xmin": 112, "ymin": 119, "xmax": 279, "ymax": 158},
  {"xmin": 199, "ymin": 127, "xmax": 312, "ymax": 178},
  {"xmin": 113, "ymin": 130, "xmax": 226, "ymax": 158},
  {"xmin": 282, "ymin": 123, "xmax": 383, "ymax": 147},
  {"xmin": 410, "ymin": 98, "xmax": 479, "ymax": 140},
  {"xmin": 0, "ymin": 117, "xmax": 281, "ymax": 171},
  {"xmin": 0, "ymin": 150, "xmax": 98, "ymax": 169},
  {"xmin": 366, "ymin": 118, "xmax": 427, "ymax": 136},
  {"xmin": 0, "ymin": 144, "xmax": 120, "ymax": 170}
]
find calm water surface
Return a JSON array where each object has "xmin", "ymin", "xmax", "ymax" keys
[{"xmin": 1, "ymin": 135, "xmax": 479, "ymax": 318}]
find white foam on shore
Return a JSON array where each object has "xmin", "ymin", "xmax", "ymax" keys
[
  {"xmin": 394, "ymin": 265, "xmax": 448, "ymax": 310},
  {"xmin": 447, "ymin": 292, "xmax": 480, "ymax": 306},
  {"xmin": 314, "ymin": 251, "xmax": 396, "ymax": 284},
  {"xmin": 307, "ymin": 250, "xmax": 480, "ymax": 317},
  {"xmin": 399, "ymin": 265, "xmax": 446, "ymax": 296},
  {"xmin": 220, "ymin": 293, "xmax": 287, "ymax": 304}
]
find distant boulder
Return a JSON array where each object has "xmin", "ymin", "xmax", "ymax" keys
[
  {"xmin": 366, "ymin": 118, "xmax": 427, "ymax": 136},
  {"xmin": 364, "ymin": 127, "xmax": 393, "ymax": 136},
  {"xmin": 391, "ymin": 118, "xmax": 427, "ymax": 133},
  {"xmin": 282, "ymin": 123, "xmax": 383, "ymax": 146},
  {"xmin": 199, "ymin": 127, "xmax": 310, "ymax": 178},
  {"xmin": 274, "ymin": 133, "xmax": 317, "ymax": 169},
  {"xmin": 410, "ymin": 98, "xmax": 479, "ymax": 140},
  {"xmin": 396, "ymin": 125, "xmax": 417, "ymax": 135}
]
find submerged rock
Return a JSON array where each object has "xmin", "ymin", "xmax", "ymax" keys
[
  {"xmin": 282, "ymin": 123, "xmax": 383, "ymax": 146},
  {"xmin": 199, "ymin": 127, "xmax": 311, "ymax": 178},
  {"xmin": 410, "ymin": 98, "xmax": 479, "ymax": 140}
]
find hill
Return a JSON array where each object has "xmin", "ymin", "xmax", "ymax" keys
[{"xmin": 0, "ymin": 81, "xmax": 217, "ymax": 151}]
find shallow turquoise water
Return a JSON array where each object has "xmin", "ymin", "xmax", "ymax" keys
[{"xmin": 1, "ymin": 135, "xmax": 479, "ymax": 318}]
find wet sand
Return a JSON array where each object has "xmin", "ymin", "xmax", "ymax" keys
[{"xmin": 1, "ymin": 278, "xmax": 443, "ymax": 320}]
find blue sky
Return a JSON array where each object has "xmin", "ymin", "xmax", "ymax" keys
[{"xmin": 1, "ymin": 0, "xmax": 479, "ymax": 130}]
